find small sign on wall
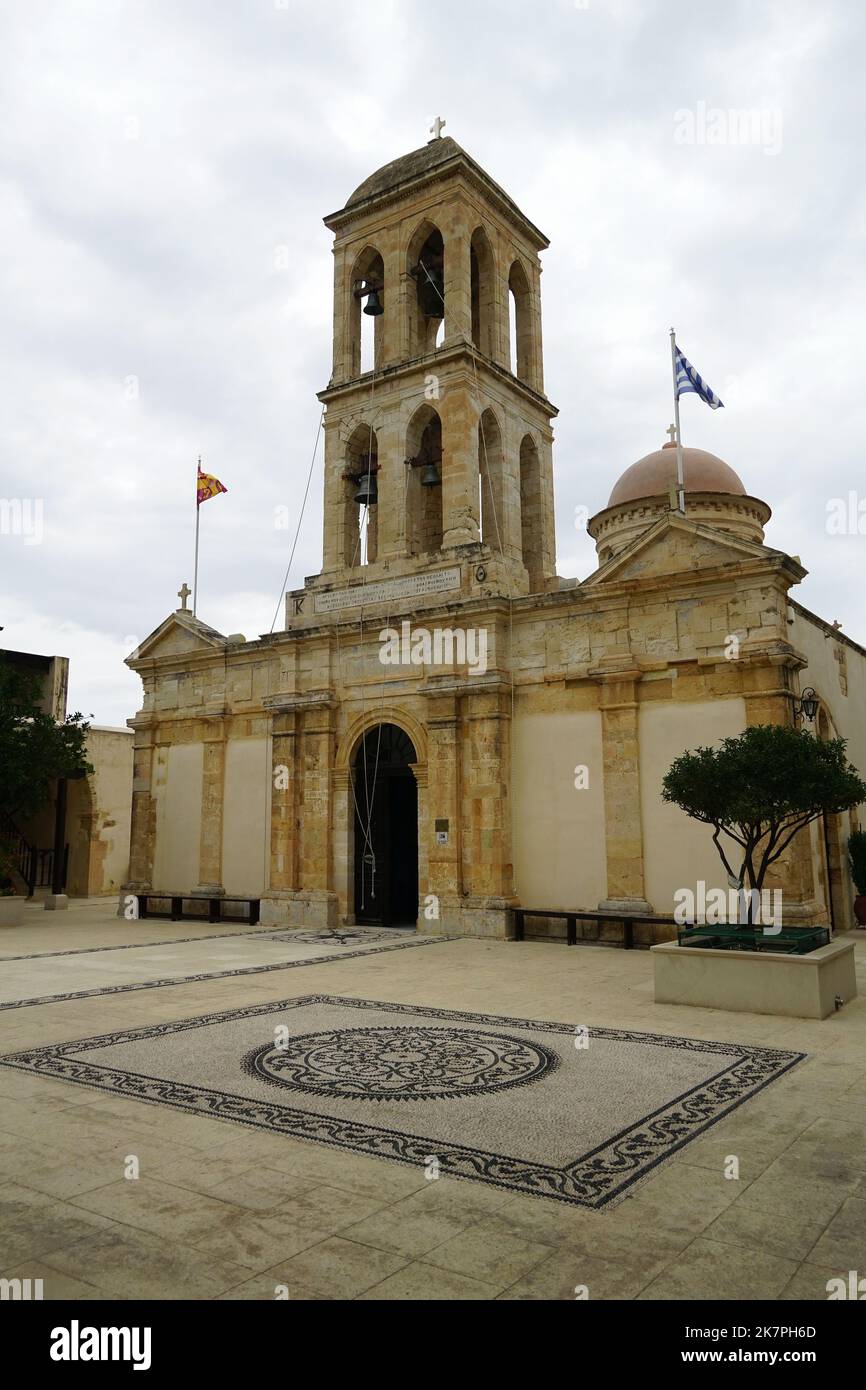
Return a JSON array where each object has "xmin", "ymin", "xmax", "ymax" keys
[{"xmin": 435, "ymin": 818, "xmax": 449, "ymax": 846}]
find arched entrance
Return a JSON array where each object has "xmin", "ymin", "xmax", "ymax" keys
[{"xmin": 353, "ymin": 724, "xmax": 419, "ymax": 927}]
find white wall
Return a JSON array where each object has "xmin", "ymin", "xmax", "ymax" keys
[
  {"xmin": 639, "ymin": 697, "xmax": 747, "ymax": 912},
  {"xmin": 221, "ymin": 736, "xmax": 269, "ymax": 896},
  {"xmin": 152, "ymin": 743, "xmax": 202, "ymax": 890},
  {"xmin": 512, "ymin": 710, "xmax": 606, "ymax": 908}
]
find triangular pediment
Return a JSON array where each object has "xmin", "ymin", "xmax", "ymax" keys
[
  {"xmin": 126, "ymin": 612, "xmax": 227, "ymax": 666},
  {"xmin": 582, "ymin": 514, "xmax": 802, "ymax": 589}
]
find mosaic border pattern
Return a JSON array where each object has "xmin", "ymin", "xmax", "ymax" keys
[{"xmin": 0, "ymin": 994, "xmax": 805, "ymax": 1207}]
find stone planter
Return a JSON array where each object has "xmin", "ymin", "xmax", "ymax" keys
[
  {"xmin": 0, "ymin": 896, "xmax": 26, "ymax": 928},
  {"xmin": 652, "ymin": 936, "xmax": 857, "ymax": 1020}
]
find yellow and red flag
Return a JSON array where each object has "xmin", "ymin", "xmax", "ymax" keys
[{"xmin": 197, "ymin": 465, "xmax": 227, "ymax": 506}]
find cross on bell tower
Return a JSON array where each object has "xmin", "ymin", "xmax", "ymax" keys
[{"xmin": 314, "ymin": 137, "xmax": 559, "ymax": 599}]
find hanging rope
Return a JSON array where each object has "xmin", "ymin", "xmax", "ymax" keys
[{"xmin": 269, "ymin": 406, "xmax": 325, "ymax": 634}]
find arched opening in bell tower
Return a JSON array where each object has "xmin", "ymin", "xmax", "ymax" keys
[
  {"xmin": 407, "ymin": 221, "xmax": 445, "ymax": 356},
  {"xmin": 405, "ymin": 403, "xmax": 443, "ymax": 556},
  {"xmin": 353, "ymin": 724, "xmax": 419, "ymax": 928},
  {"xmin": 343, "ymin": 423, "xmax": 378, "ymax": 567},
  {"xmin": 349, "ymin": 246, "xmax": 385, "ymax": 377}
]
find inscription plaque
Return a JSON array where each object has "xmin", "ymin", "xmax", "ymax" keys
[{"xmin": 313, "ymin": 566, "xmax": 461, "ymax": 614}]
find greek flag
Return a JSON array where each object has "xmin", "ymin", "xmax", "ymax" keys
[{"xmin": 675, "ymin": 345, "xmax": 724, "ymax": 410}]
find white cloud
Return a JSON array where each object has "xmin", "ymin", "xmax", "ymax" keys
[{"xmin": 1, "ymin": 0, "xmax": 865, "ymax": 724}]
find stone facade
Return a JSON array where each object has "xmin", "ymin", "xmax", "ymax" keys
[{"xmin": 125, "ymin": 137, "xmax": 866, "ymax": 939}]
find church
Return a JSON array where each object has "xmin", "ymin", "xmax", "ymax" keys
[{"xmin": 125, "ymin": 134, "xmax": 866, "ymax": 941}]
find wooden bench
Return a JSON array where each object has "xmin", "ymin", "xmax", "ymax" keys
[
  {"xmin": 512, "ymin": 909, "xmax": 682, "ymax": 950},
  {"xmin": 136, "ymin": 894, "xmax": 261, "ymax": 926}
]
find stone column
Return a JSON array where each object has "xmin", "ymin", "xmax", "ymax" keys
[
  {"xmin": 297, "ymin": 696, "xmax": 338, "ymax": 926},
  {"xmin": 331, "ymin": 767, "xmax": 352, "ymax": 923},
  {"xmin": 374, "ymin": 404, "xmax": 404, "ymax": 561},
  {"xmin": 410, "ymin": 762, "xmax": 430, "ymax": 922},
  {"xmin": 322, "ymin": 419, "xmax": 348, "ymax": 575},
  {"xmin": 440, "ymin": 199, "xmax": 472, "ymax": 347},
  {"xmin": 425, "ymin": 688, "xmax": 463, "ymax": 929},
  {"xmin": 379, "ymin": 226, "xmax": 403, "ymax": 369},
  {"xmin": 269, "ymin": 711, "xmax": 299, "ymax": 891},
  {"xmin": 528, "ymin": 261, "xmax": 545, "ymax": 395},
  {"xmin": 127, "ymin": 731, "xmax": 155, "ymax": 893},
  {"xmin": 460, "ymin": 682, "xmax": 514, "ymax": 936},
  {"xmin": 440, "ymin": 381, "xmax": 480, "ymax": 548},
  {"xmin": 331, "ymin": 243, "xmax": 351, "ymax": 382},
  {"xmin": 743, "ymin": 664, "xmax": 820, "ymax": 923},
  {"xmin": 596, "ymin": 671, "xmax": 652, "ymax": 914},
  {"xmin": 537, "ymin": 429, "xmax": 557, "ymax": 581},
  {"xmin": 195, "ymin": 724, "xmax": 226, "ymax": 895}
]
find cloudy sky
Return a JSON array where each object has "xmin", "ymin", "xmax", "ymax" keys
[{"xmin": 2, "ymin": 0, "xmax": 864, "ymax": 725}]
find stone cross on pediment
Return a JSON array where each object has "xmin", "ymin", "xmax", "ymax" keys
[
  {"xmin": 177, "ymin": 582, "xmax": 192, "ymax": 611},
  {"xmin": 429, "ymin": 116, "xmax": 446, "ymax": 140}
]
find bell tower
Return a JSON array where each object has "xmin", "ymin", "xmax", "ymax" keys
[{"xmin": 291, "ymin": 131, "xmax": 559, "ymax": 620}]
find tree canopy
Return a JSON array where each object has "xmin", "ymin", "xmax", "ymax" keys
[
  {"xmin": 0, "ymin": 658, "xmax": 92, "ymax": 824},
  {"xmin": 662, "ymin": 723, "xmax": 866, "ymax": 909}
]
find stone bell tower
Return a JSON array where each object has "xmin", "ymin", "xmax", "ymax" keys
[{"xmin": 288, "ymin": 130, "xmax": 559, "ymax": 620}]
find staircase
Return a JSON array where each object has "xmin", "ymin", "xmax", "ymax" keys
[{"xmin": 0, "ymin": 812, "xmax": 67, "ymax": 897}]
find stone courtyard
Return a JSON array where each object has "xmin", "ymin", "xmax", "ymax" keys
[{"xmin": 1, "ymin": 900, "xmax": 864, "ymax": 1302}]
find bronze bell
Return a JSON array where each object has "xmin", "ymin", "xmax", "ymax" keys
[
  {"xmin": 353, "ymin": 472, "xmax": 378, "ymax": 506},
  {"xmin": 363, "ymin": 287, "xmax": 384, "ymax": 317},
  {"xmin": 420, "ymin": 460, "xmax": 440, "ymax": 487},
  {"xmin": 420, "ymin": 269, "xmax": 444, "ymax": 318}
]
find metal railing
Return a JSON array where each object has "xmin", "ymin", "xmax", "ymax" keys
[{"xmin": 0, "ymin": 812, "xmax": 68, "ymax": 896}]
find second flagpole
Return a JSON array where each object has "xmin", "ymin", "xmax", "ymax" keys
[
  {"xmin": 669, "ymin": 328, "xmax": 686, "ymax": 515},
  {"xmin": 193, "ymin": 455, "xmax": 201, "ymax": 616}
]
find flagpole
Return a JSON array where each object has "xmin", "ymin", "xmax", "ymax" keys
[
  {"xmin": 669, "ymin": 327, "xmax": 686, "ymax": 515},
  {"xmin": 193, "ymin": 456, "xmax": 201, "ymax": 616}
]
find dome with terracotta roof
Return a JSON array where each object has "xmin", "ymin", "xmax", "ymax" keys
[
  {"xmin": 587, "ymin": 437, "xmax": 771, "ymax": 565},
  {"xmin": 608, "ymin": 442, "xmax": 747, "ymax": 508}
]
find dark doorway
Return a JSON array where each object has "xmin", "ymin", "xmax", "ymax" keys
[{"xmin": 353, "ymin": 724, "xmax": 418, "ymax": 928}]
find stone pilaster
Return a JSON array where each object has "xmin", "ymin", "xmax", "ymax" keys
[
  {"xmin": 269, "ymin": 710, "xmax": 299, "ymax": 891},
  {"xmin": 409, "ymin": 762, "xmax": 430, "ymax": 914},
  {"xmin": 331, "ymin": 766, "xmax": 352, "ymax": 923},
  {"xmin": 372, "ymin": 406, "xmax": 403, "ymax": 561},
  {"xmin": 596, "ymin": 671, "xmax": 652, "ymax": 914},
  {"xmin": 195, "ymin": 726, "xmax": 226, "ymax": 895},
  {"xmin": 426, "ymin": 690, "xmax": 463, "ymax": 921},
  {"xmin": 461, "ymin": 684, "xmax": 513, "ymax": 898},
  {"xmin": 440, "ymin": 198, "xmax": 472, "ymax": 347},
  {"xmin": 440, "ymin": 383, "xmax": 480, "ymax": 548},
  {"xmin": 743, "ymin": 665, "xmax": 821, "ymax": 924},
  {"xmin": 126, "ymin": 731, "xmax": 155, "ymax": 892},
  {"xmin": 297, "ymin": 697, "xmax": 338, "ymax": 925}
]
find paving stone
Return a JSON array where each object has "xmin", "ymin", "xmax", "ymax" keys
[{"xmin": 637, "ymin": 1237, "xmax": 799, "ymax": 1300}]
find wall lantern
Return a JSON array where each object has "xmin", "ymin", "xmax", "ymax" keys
[{"xmin": 795, "ymin": 687, "xmax": 820, "ymax": 723}]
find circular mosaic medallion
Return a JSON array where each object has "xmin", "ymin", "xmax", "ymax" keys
[{"xmin": 243, "ymin": 1026, "xmax": 558, "ymax": 1101}]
